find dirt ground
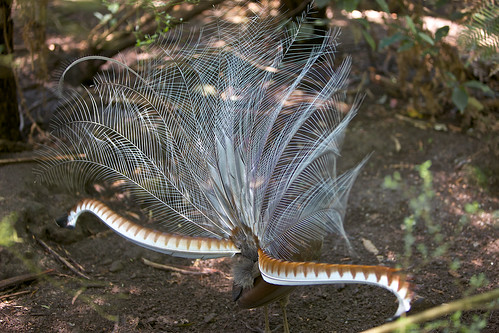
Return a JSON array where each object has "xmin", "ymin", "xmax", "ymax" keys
[
  {"xmin": 1, "ymin": 102, "xmax": 498, "ymax": 332},
  {"xmin": 1, "ymin": 3, "xmax": 498, "ymax": 333}
]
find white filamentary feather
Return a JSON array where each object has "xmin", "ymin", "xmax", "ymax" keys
[
  {"xmin": 41, "ymin": 13, "xmax": 363, "ymax": 261},
  {"xmin": 38, "ymin": 8, "xmax": 413, "ymax": 323}
]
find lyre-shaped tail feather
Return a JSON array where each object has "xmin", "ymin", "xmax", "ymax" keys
[
  {"xmin": 37, "ymin": 7, "xmax": 415, "ymax": 324},
  {"xmin": 60, "ymin": 199, "xmax": 240, "ymax": 259},
  {"xmin": 37, "ymin": 12, "xmax": 359, "ymax": 259},
  {"xmin": 258, "ymin": 249, "xmax": 413, "ymax": 318}
]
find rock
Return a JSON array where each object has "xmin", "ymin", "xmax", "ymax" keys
[{"xmin": 109, "ymin": 260, "xmax": 125, "ymax": 272}]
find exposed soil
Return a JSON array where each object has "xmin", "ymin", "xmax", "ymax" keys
[
  {"xmin": 1, "ymin": 3, "xmax": 498, "ymax": 333},
  {"xmin": 2, "ymin": 102, "xmax": 498, "ymax": 332}
]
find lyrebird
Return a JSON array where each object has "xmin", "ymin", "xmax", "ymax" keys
[{"xmin": 39, "ymin": 8, "xmax": 413, "ymax": 332}]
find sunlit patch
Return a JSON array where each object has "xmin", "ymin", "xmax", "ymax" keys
[
  {"xmin": 486, "ymin": 239, "xmax": 499, "ymax": 254},
  {"xmin": 193, "ymin": 84, "xmax": 217, "ymax": 97},
  {"xmin": 128, "ymin": 285, "xmax": 142, "ymax": 295}
]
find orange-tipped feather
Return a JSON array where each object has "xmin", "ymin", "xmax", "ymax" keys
[
  {"xmin": 258, "ymin": 249, "xmax": 413, "ymax": 318},
  {"xmin": 38, "ymin": 7, "xmax": 415, "ymax": 329},
  {"xmin": 64, "ymin": 199, "xmax": 240, "ymax": 259}
]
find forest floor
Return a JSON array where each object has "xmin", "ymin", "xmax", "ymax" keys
[
  {"xmin": 1, "ymin": 99, "xmax": 498, "ymax": 333},
  {"xmin": 1, "ymin": 2, "xmax": 498, "ymax": 333}
]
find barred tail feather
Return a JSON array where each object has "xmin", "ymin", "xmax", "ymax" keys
[
  {"xmin": 37, "ymin": 6, "xmax": 415, "ymax": 327},
  {"xmin": 62, "ymin": 199, "xmax": 240, "ymax": 259},
  {"xmin": 258, "ymin": 249, "xmax": 412, "ymax": 318}
]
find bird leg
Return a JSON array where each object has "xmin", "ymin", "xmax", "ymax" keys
[
  {"xmin": 279, "ymin": 295, "xmax": 290, "ymax": 333},
  {"xmin": 264, "ymin": 305, "xmax": 270, "ymax": 333}
]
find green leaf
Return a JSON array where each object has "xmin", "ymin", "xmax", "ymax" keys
[
  {"xmin": 452, "ymin": 86, "xmax": 469, "ymax": 112},
  {"xmin": 339, "ymin": 0, "xmax": 361, "ymax": 12},
  {"xmin": 451, "ymin": 310, "xmax": 462, "ymax": 322},
  {"xmin": 362, "ymin": 29, "xmax": 376, "ymax": 50},
  {"xmin": 418, "ymin": 32, "xmax": 435, "ymax": 45},
  {"xmin": 0, "ymin": 54, "xmax": 13, "ymax": 67},
  {"xmin": 355, "ymin": 17, "xmax": 370, "ymax": 29},
  {"xmin": 405, "ymin": 16, "xmax": 416, "ymax": 34},
  {"xmin": 465, "ymin": 202, "xmax": 480, "ymax": 214},
  {"xmin": 315, "ymin": 0, "xmax": 330, "ymax": 8},
  {"xmin": 379, "ymin": 32, "xmax": 405, "ymax": 49},
  {"xmin": 464, "ymin": 80, "xmax": 494, "ymax": 94},
  {"xmin": 93, "ymin": 11, "xmax": 104, "ymax": 21},
  {"xmin": 416, "ymin": 160, "xmax": 432, "ymax": 181},
  {"xmin": 434, "ymin": 26, "xmax": 449, "ymax": 41},
  {"xmin": 383, "ymin": 171, "xmax": 401, "ymax": 189},
  {"xmin": 467, "ymin": 97, "xmax": 484, "ymax": 110},
  {"xmin": 0, "ymin": 212, "xmax": 21, "ymax": 247},
  {"xmin": 445, "ymin": 71, "xmax": 457, "ymax": 83},
  {"xmin": 398, "ymin": 40, "xmax": 415, "ymax": 52},
  {"xmin": 469, "ymin": 273, "xmax": 489, "ymax": 288},
  {"xmin": 450, "ymin": 11, "xmax": 466, "ymax": 20},
  {"xmin": 422, "ymin": 47, "xmax": 438, "ymax": 57},
  {"xmin": 108, "ymin": 2, "xmax": 119, "ymax": 14},
  {"xmin": 450, "ymin": 259, "xmax": 461, "ymax": 271},
  {"xmin": 375, "ymin": 0, "xmax": 390, "ymax": 13}
]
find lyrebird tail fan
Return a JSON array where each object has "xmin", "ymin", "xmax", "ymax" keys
[{"xmin": 38, "ymin": 7, "xmax": 413, "ymax": 331}]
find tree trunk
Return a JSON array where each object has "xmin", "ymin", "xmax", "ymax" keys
[{"xmin": 0, "ymin": 0, "xmax": 20, "ymax": 143}]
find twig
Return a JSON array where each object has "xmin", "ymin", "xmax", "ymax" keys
[
  {"xmin": 371, "ymin": 71, "xmax": 410, "ymax": 94},
  {"xmin": 0, "ymin": 269, "xmax": 54, "ymax": 290},
  {"xmin": 141, "ymin": 258, "xmax": 220, "ymax": 276},
  {"xmin": 0, "ymin": 290, "xmax": 32, "ymax": 300},
  {"xmin": 72, "ymin": 287, "xmax": 85, "ymax": 304},
  {"xmin": 34, "ymin": 236, "xmax": 90, "ymax": 280},
  {"xmin": 395, "ymin": 114, "xmax": 431, "ymax": 130},
  {"xmin": 91, "ymin": 0, "xmax": 225, "ymax": 58},
  {"xmin": 0, "ymin": 153, "xmax": 86, "ymax": 166},
  {"xmin": 88, "ymin": 3, "xmax": 126, "ymax": 39},
  {"xmin": 283, "ymin": 0, "xmax": 311, "ymax": 19},
  {"xmin": 361, "ymin": 288, "xmax": 499, "ymax": 333},
  {"xmin": 92, "ymin": 3, "xmax": 141, "ymax": 48},
  {"xmin": 62, "ymin": 247, "xmax": 86, "ymax": 272}
]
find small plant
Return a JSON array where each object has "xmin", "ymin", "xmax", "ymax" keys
[
  {"xmin": 93, "ymin": 1, "xmax": 120, "ymax": 28},
  {"xmin": 86, "ymin": 0, "xmax": 203, "ymax": 54},
  {"xmin": 384, "ymin": 160, "xmax": 444, "ymax": 266},
  {"xmin": 0, "ymin": 212, "xmax": 21, "ymax": 247},
  {"xmin": 332, "ymin": 0, "xmax": 498, "ymax": 150},
  {"xmin": 458, "ymin": 0, "xmax": 499, "ymax": 63},
  {"xmin": 383, "ymin": 161, "xmax": 495, "ymax": 332}
]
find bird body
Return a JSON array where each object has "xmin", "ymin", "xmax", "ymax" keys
[{"xmin": 39, "ymin": 7, "xmax": 413, "ymax": 330}]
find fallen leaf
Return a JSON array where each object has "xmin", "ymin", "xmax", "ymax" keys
[{"xmin": 361, "ymin": 237, "xmax": 379, "ymax": 256}]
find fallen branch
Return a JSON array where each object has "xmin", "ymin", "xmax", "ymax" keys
[
  {"xmin": 0, "ymin": 156, "xmax": 39, "ymax": 165},
  {"xmin": 0, "ymin": 269, "xmax": 54, "ymax": 290},
  {"xmin": 0, "ymin": 153, "xmax": 86, "ymax": 166},
  {"xmin": 142, "ymin": 258, "xmax": 220, "ymax": 276},
  {"xmin": 362, "ymin": 288, "xmax": 499, "ymax": 333},
  {"xmin": 34, "ymin": 236, "xmax": 90, "ymax": 280}
]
